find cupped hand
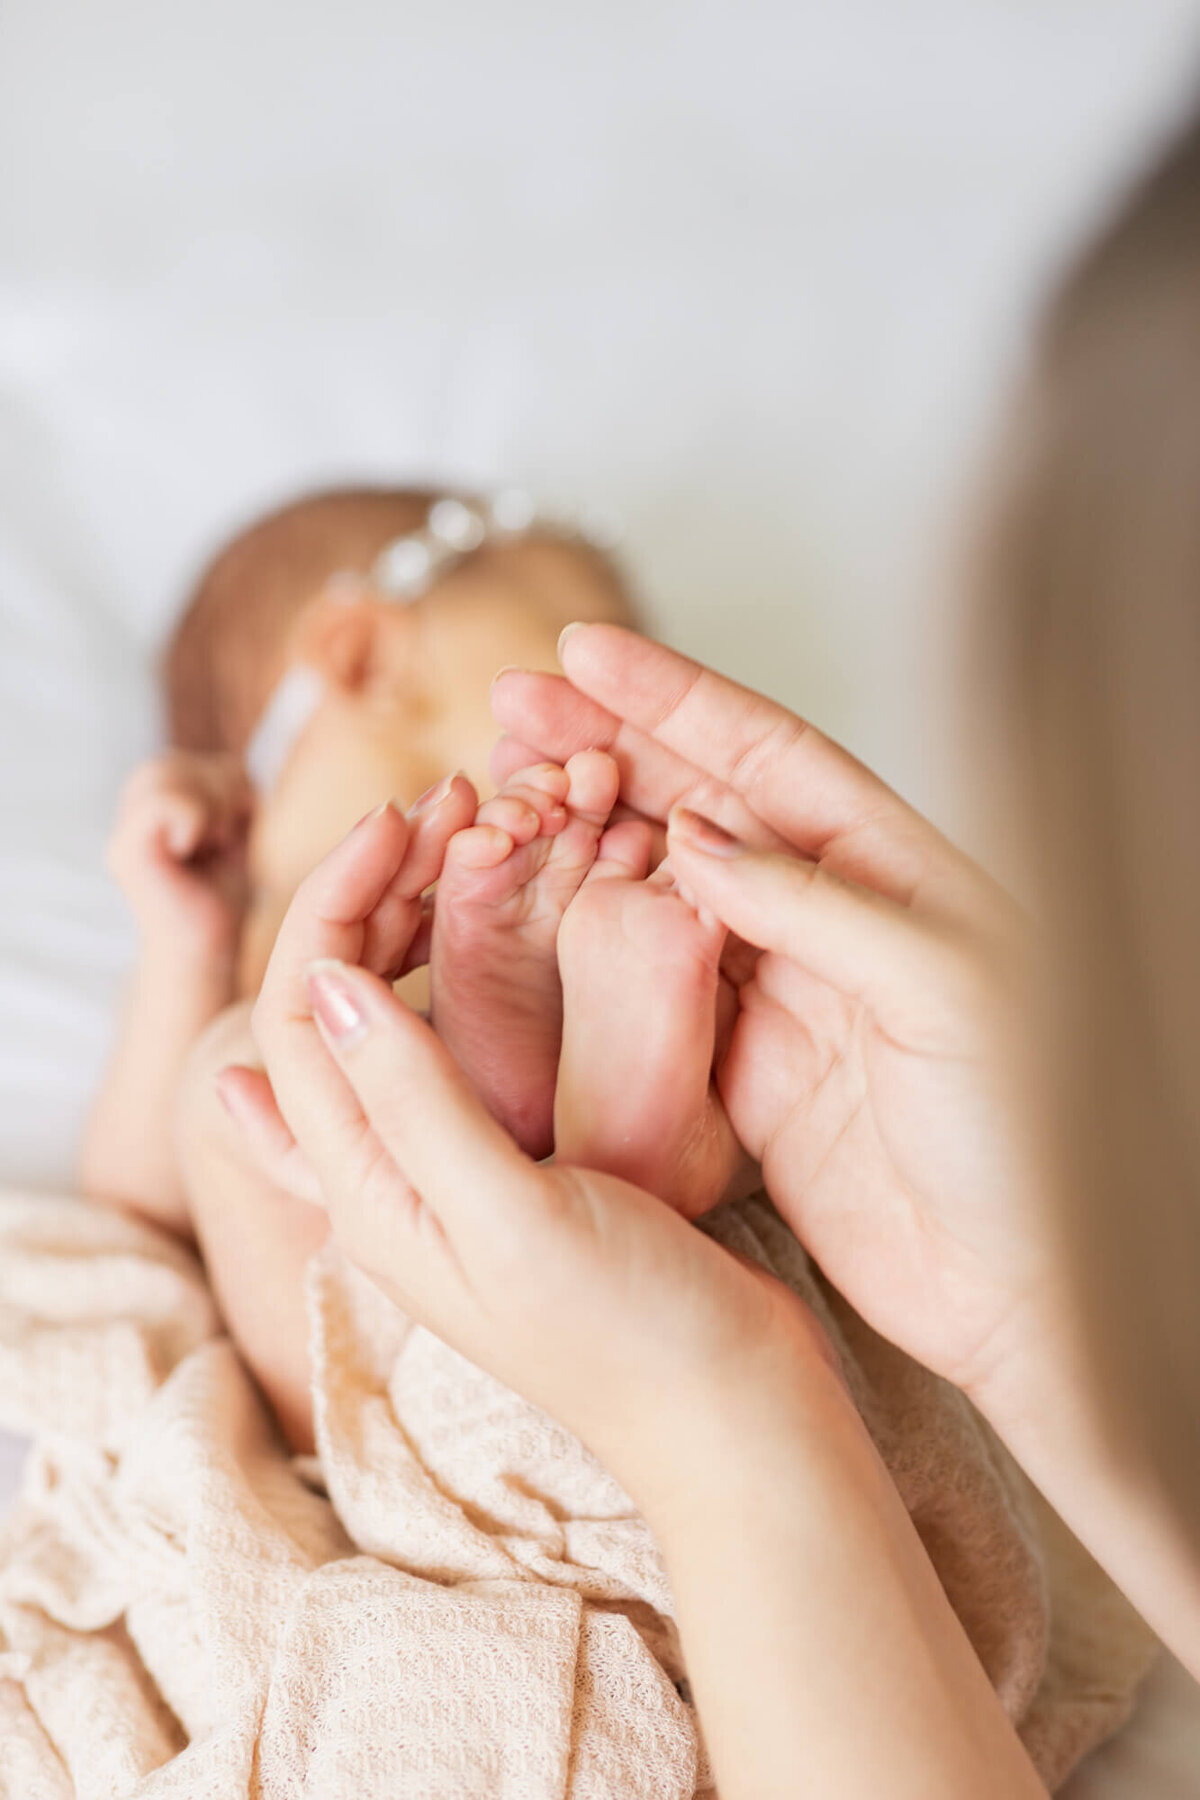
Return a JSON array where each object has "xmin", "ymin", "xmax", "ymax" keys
[
  {"xmin": 490, "ymin": 625, "xmax": 1057, "ymax": 1408},
  {"xmin": 224, "ymin": 796, "xmax": 832, "ymax": 1507}
]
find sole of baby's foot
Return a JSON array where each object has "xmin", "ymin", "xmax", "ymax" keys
[
  {"xmin": 431, "ymin": 751, "xmax": 621, "ymax": 1159},
  {"xmin": 555, "ymin": 851, "xmax": 740, "ymax": 1218}
]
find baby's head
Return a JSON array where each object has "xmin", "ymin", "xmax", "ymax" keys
[{"xmin": 164, "ymin": 484, "xmax": 638, "ymax": 985}]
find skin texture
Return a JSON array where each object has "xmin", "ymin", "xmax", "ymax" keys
[
  {"xmin": 555, "ymin": 852, "xmax": 743, "ymax": 1216},
  {"xmin": 79, "ymin": 563, "xmax": 604, "ymax": 1302},
  {"xmin": 79, "ymin": 752, "xmax": 253, "ymax": 1230},
  {"xmin": 82, "ymin": 571, "xmax": 560, "ymax": 1437},
  {"xmin": 430, "ymin": 752, "xmax": 620, "ymax": 1160},
  {"xmin": 229, "ymin": 800, "xmax": 1049, "ymax": 1800},
  {"xmin": 168, "ymin": 779, "xmax": 478, "ymax": 1452},
  {"xmin": 490, "ymin": 621, "xmax": 1200, "ymax": 1677},
  {"xmin": 490, "ymin": 624, "xmax": 1055, "ymax": 1400}
]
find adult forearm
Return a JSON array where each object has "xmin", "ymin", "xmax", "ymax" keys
[
  {"xmin": 637, "ymin": 1361, "xmax": 1048, "ymax": 1800},
  {"xmin": 973, "ymin": 1317, "xmax": 1198, "ymax": 1677}
]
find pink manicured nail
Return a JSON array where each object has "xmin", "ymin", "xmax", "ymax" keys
[
  {"xmin": 352, "ymin": 799, "xmax": 394, "ymax": 831},
  {"xmin": 557, "ymin": 621, "xmax": 584, "ymax": 658},
  {"xmin": 306, "ymin": 960, "xmax": 368, "ymax": 1046},
  {"xmin": 669, "ymin": 807, "xmax": 743, "ymax": 858},
  {"xmin": 409, "ymin": 772, "xmax": 463, "ymax": 813}
]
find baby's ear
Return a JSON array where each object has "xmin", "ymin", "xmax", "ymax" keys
[{"xmin": 289, "ymin": 592, "xmax": 392, "ymax": 694}]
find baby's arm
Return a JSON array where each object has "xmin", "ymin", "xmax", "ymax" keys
[
  {"xmin": 79, "ymin": 752, "xmax": 252, "ymax": 1234},
  {"xmin": 176, "ymin": 1000, "xmax": 328, "ymax": 1452}
]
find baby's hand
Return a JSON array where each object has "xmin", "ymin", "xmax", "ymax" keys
[{"xmin": 107, "ymin": 751, "xmax": 254, "ymax": 964}]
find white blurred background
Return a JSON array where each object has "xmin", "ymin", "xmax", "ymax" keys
[{"xmin": 3, "ymin": 4, "xmax": 1200, "ymax": 1787}]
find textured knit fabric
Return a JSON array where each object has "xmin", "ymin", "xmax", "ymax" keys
[{"xmin": 0, "ymin": 1188, "xmax": 1158, "ymax": 1797}]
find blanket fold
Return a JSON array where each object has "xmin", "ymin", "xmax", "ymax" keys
[{"xmin": 0, "ymin": 1189, "xmax": 1157, "ymax": 1797}]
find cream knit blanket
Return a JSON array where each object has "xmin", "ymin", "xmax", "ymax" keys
[{"xmin": 0, "ymin": 1188, "xmax": 1158, "ymax": 1797}]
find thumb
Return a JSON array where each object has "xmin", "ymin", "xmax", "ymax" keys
[
  {"xmin": 667, "ymin": 807, "xmax": 950, "ymax": 1012},
  {"xmin": 216, "ymin": 1065, "xmax": 325, "ymax": 1204},
  {"xmin": 303, "ymin": 960, "xmax": 541, "ymax": 1237}
]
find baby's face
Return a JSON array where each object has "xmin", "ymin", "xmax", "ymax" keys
[{"xmin": 238, "ymin": 566, "xmax": 573, "ymax": 991}]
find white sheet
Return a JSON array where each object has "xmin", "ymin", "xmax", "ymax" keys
[{"xmin": 2, "ymin": 1, "xmax": 1199, "ymax": 1790}]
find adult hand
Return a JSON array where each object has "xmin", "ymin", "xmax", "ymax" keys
[
  {"xmin": 224, "ymin": 793, "xmax": 834, "ymax": 1508},
  {"xmin": 224, "ymin": 793, "xmax": 1050, "ymax": 1800},
  {"xmin": 490, "ymin": 625, "xmax": 1056, "ymax": 1410}
]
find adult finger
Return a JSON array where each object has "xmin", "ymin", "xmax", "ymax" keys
[
  {"xmin": 490, "ymin": 671, "xmax": 790, "ymax": 853},
  {"xmin": 559, "ymin": 625, "xmax": 978, "ymax": 901},
  {"xmin": 666, "ymin": 807, "xmax": 962, "ymax": 1027},
  {"xmin": 216, "ymin": 1065, "xmax": 324, "ymax": 1204},
  {"xmin": 253, "ymin": 776, "xmax": 478, "ymax": 1161},
  {"xmin": 488, "ymin": 734, "xmax": 548, "ymax": 788},
  {"xmin": 304, "ymin": 960, "xmax": 543, "ymax": 1246},
  {"xmin": 251, "ymin": 802, "xmax": 415, "ymax": 1161},
  {"xmin": 398, "ymin": 899, "xmax": 434, "ymax": 974},
  {"xmin": 360, "ymin": 775, "xmax": 477, "ymax": 976}
]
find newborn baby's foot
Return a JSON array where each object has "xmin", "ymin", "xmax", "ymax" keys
[
  {"xmin": 555, "ymin": 855, "xmax": 742, "ymax": 1218},
  {"xmin": 431, "ymin": 752, "xmax": 621, "ymax": 1158}
]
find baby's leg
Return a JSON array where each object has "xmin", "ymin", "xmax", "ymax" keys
[
  {"xmin": 175, "ymin": 1000, "xmax": 328, "ymax": 1454},
  {"xmin": 555, "ymin": 852, "xmax": 745, "ymax": 1218},
  {"xmin": 431, "ymin": 752, "xmax": 619, "ymax": 1158}
]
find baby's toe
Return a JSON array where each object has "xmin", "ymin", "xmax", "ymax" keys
[
  {"xmin": 582, "ymin": 819, "xmax": 656, "ymax": 885},
  {"xmin": 441, "ymin": 822, "xmax": 520, "ymax": 878},
  {"xmin": 562, "ymin": 750, "xmax": 621, "ymax": 823},
  {"xmin": 438, "ymin": 765, "xmax": 573, "ymax": 902}
]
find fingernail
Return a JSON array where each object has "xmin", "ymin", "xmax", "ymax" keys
[
  {"xmin": 410, "ymin": 775, "xmax": 450, "ymax": 813},
  {"xmin": 557, "ymin": 621, "xmax": 584, "ymax": 659},
  {"xmin": 409, "ymin": 772, "xmax": 464, "ymax": 814},
  {"xmin": 490, "ymin": 665, "xmax": 521, "ymax": 689},
  {"xmin": 353, "ymin": 799, "xmax": 395, "ymax": 831},
  {"xmin": 669, "ymin": 807, "xmax": 743, "ymax": 858},
  {"xmin": 305, "ymin": 959, "xmax": 368, "ymax": 1046}
]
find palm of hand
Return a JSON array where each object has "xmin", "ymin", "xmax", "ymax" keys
[
  {"xmin": 719, "ymin": 940, "xmax": 1050, "ymax": 1399},
  {"xmin": 487, "ymin": 630, "xmax": 1062, "ymax": 1402}
]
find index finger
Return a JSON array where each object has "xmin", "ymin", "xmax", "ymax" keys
[
  {"xmin": 490, "ymin": 674, "xmax": 793, "ymax": 854},
  {"xmin": 251, "ymin": 778, "xmax": 478, "ymax": 1159},
  {"xmin": 250, "ymin": 801, "xmax": 414, "ymax": 1158},
  {"xmin": 492, "ymin": 634, "xmax": 963, "ymax": 901},
  {"xmin": 560, "ymin": 624, "xmax": 932, "ymax": 856}
]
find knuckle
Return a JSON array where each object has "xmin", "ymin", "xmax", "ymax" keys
[{"xmin": 725, "ymin": 709, "xmax": 813, "ymax": 801}]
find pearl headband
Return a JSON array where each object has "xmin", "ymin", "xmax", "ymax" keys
[{"xmin": 244, "ymin": 489, "xmax": 620, "ymax": 792}]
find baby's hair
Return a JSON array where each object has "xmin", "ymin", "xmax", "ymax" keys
[{"xmin": 163, "ymin": 484, "xmax": 637, "ymax": 755}]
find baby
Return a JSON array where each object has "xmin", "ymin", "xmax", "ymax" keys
[{"xmin": 80, "ymin": 485, "xmax": 741, "ymax": 1452}]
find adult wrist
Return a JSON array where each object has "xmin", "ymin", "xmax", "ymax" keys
[
  {"xmin": 623, "ymin": 1318, "xmax": 866, "ymax": 1542},
  {"xmin": 957, "ymin": 1283, "xmax": 1084, "ymax": 1459}
]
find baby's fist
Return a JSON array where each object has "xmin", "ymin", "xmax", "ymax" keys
[{"xmin": 107, "ymin": 751, "xmax": 253, "ymax": 962}]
